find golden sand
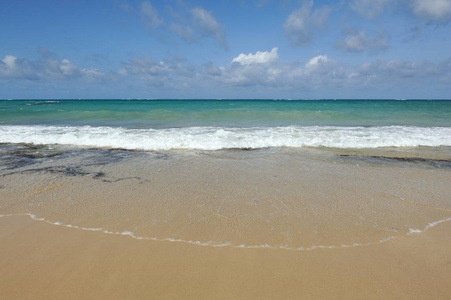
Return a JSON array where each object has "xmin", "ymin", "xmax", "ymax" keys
[{"xmin": 0, "ymin": 214, "xmax": 450, "ymax": 299}]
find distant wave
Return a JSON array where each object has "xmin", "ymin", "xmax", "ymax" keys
[{"xmin": 1, "ymin": 125, "xmax": 450, "ymax": 151}]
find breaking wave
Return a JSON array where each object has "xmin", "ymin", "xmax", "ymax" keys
[{"xmin": 1, "ymin": 125, "xmax": 450, "ymax": 151}]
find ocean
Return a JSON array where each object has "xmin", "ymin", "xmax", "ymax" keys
[
  {"xmin": 1, "ymin": 99, "xmax": 450, "ymax": 250},
  {"xmin": 1, "ymin": 99, "xmax": 450, "ymax": 150}
]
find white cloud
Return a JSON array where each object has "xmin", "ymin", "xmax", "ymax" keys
[
  {"xmin": 232, "ymin": 47, "xmax": 279, "ymax": 65},
  {"xmin": 217, "ymin": 48, "xmax": 336, "ymax": 88},
  {"xmin": 349, "ymin": 0, "xmax": 390, "ymax": 19},
  {"xmin": 60, "ymin": 59, "xmax": 77, "ymax": 76},
  {"xmin": 305, "ymin": 55, "xmax": 328, "ymax": 71},
  {"xmin": 2, "ymin": 55, "xmax": 17, "ymax": 69},
  {"xmin": 3, "ymin": 48, "xmax": 451, "ymax": 98},
  {"xmin": 81, "ymin": 68, "xmax": 105, "ymax": 78},
  {"xmin": 191, "ymin": 7, "xmax": 228, "ymax": 49},
  {"xmin": 214, "ymin": 48, "xmax": 284, "ymax": 87},
  {"xmin": 411, "ymin": 0, "xmax": 451, "ymax": 22},
  {"xmin": 0, "ymin": 55, "xmax": 38, "ymax": 80},
  {"xmin": 112, "ymin": 51, "xmax": 451, "ymax": 97},
  {"xmin": 283, "ymin": 0, "xmax": 331, "ymax": 47},
  {"xmin": 0, "ymin": 53, "xmax": 106, "ymax": 82},
  {"xmin": 337, "ymin": 30, "xmax": 389, "ymax": 52},
  {"xmin": 205, "ymin": 48, "xmax": 451, "ymax": 94},
  {"xmin": 140, "ymin": 1, "xmax": 163, "ymax": 28}
]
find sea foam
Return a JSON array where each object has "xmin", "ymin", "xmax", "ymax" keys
[
  {"xmin": 2, "ymin": 213, "xmax": 451, "ymax": 251},
  {"xmin": 0, "ymin": 125, "xmax": 450, "ymax": 151}
]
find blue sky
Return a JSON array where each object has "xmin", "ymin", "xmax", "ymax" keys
[{"xmin": 1, "ymin": 0, "xmax": 451, "ymax": 99}]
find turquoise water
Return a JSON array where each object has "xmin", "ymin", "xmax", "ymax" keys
[
  {"xmin": 1, "ymin": 99, "xmax": 450, "ymax": 128},
  {"xmin": 0, "ymin": 99, "xmax": 450, "ymax": 150}
]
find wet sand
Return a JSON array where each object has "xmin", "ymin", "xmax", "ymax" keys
[
  {"xmin": 0, "ymin": 145, "xmax": 450, "ymax": 298},
  {"xmin": 0, "ymin": 214, "xmax": 450, "ymax": 299}
]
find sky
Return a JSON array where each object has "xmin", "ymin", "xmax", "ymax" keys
[{"xmin": 1, "ymin": 0, "xmax": 451, "ymax": 99}]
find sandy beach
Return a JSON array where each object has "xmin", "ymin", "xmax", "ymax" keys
[
  {"xmin": 1, "ymin": 146, "xmax": 450, "ymax": 299},
  {"xmin": 0, "ymin": 213, "xmax": 450, "ymax": 299}
]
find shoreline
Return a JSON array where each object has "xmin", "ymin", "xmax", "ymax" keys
[{"xmin": 2, "ymin": 212, "xmax": 451, "ymax": 252}]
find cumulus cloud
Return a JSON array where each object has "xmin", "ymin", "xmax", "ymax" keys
[
  {"xmin": 411, "ymin": 0, "xmax": 451, "ymax": 22},
  {"xmin": 3, "ymin": 47, "xmax": 450, "ymax": 98},
  {"xmin": 215, "ymin": 48, "xmax": 338, "ymax": 88},
  {"xmin": 191, "ymin": 7, "xmax": 228, "ymax": 49},
  {"xmin": 200, "ymin": 47, "xmax": 451, "ymax": 94},
  {"xmin": 0, "ymin": 52, "xmax": 104, "ymax": 81},
  {"xmin": 125, "ymin": 45, "xmax": 443, "ymax": 95},
  {"xmin": 232, "ymin": 47, "xmax": 279, "ymax": 65},
  {"xmin": 0, "ymin": 55, "xmax": 37, "ymax": 80},
  {"xmin": 2, "ymin": 55, "xmax": 16, "ymax": 69},
  {"xmin": 337, "ymin": 30, "xmax": 389, "ymax": 52},
  {"xmin": 81, "ymin": 68, "xmax": 105, "ymax": 78},
  {"xmin": 349, "ymin": 0, "xmax": 390, "ymax": 19},
  {"xmin": 305, "ymin": 55, "xmax": 328, "ymax": 72},
  {"xmin": 218, "ymin": 48, "xmax": 287, "ymax": 86},
  {"xmin": 283, "ymin": 0, "xmax": 331, "ymax": 47}
]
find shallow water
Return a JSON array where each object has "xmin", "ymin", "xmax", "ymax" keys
[{"xmin": 1, "ymin": 144, "xmax": 450, "ymax": 250}]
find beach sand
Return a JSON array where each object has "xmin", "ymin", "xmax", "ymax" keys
[
  {"xmin": 0, "ymin": 146, "xmax": 450, "ymax": 299},
  {"xmin": 0, "ymin": 214, "xmax": 450, "ymax": 299}
]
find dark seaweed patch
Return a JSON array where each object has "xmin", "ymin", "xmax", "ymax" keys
[
  {"xmin": 11, "ymin": 166, "xmax": 100, "ymax": 177},
  {"xmin": 0, "ymin": 144, "xmax": 65, "ymax": 170},
  {"xmin": 0, "ymin": 144, "xmax": 150, "ymax": 183},
  {"xmin": 0, "ymin": 154, "xmax": 40, "ymax": 170},
  {"xmin": 78, "ymin": 148, "xmax": 136, "ymax": 166},
  {"xmin": 226, "ymin": 147, "xmax": 262, "ymax": 151},
  {"xmin": 0, "ymin": 144, "xmax": 157, "ymax": 183},
  {"xmin": 0, "ymin": 144, "xmax": 138, "ymax": 170},
  {"xmin": 100, "ymin": 176, "xmax": 146, "ymax": 183},
  {"xmin": 0, "ymin": 165, "xmax": 147, "ymax": 183},
  {"xmin": 339, "ymin": 155, "xmax": 451, "ymax": 169}
]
